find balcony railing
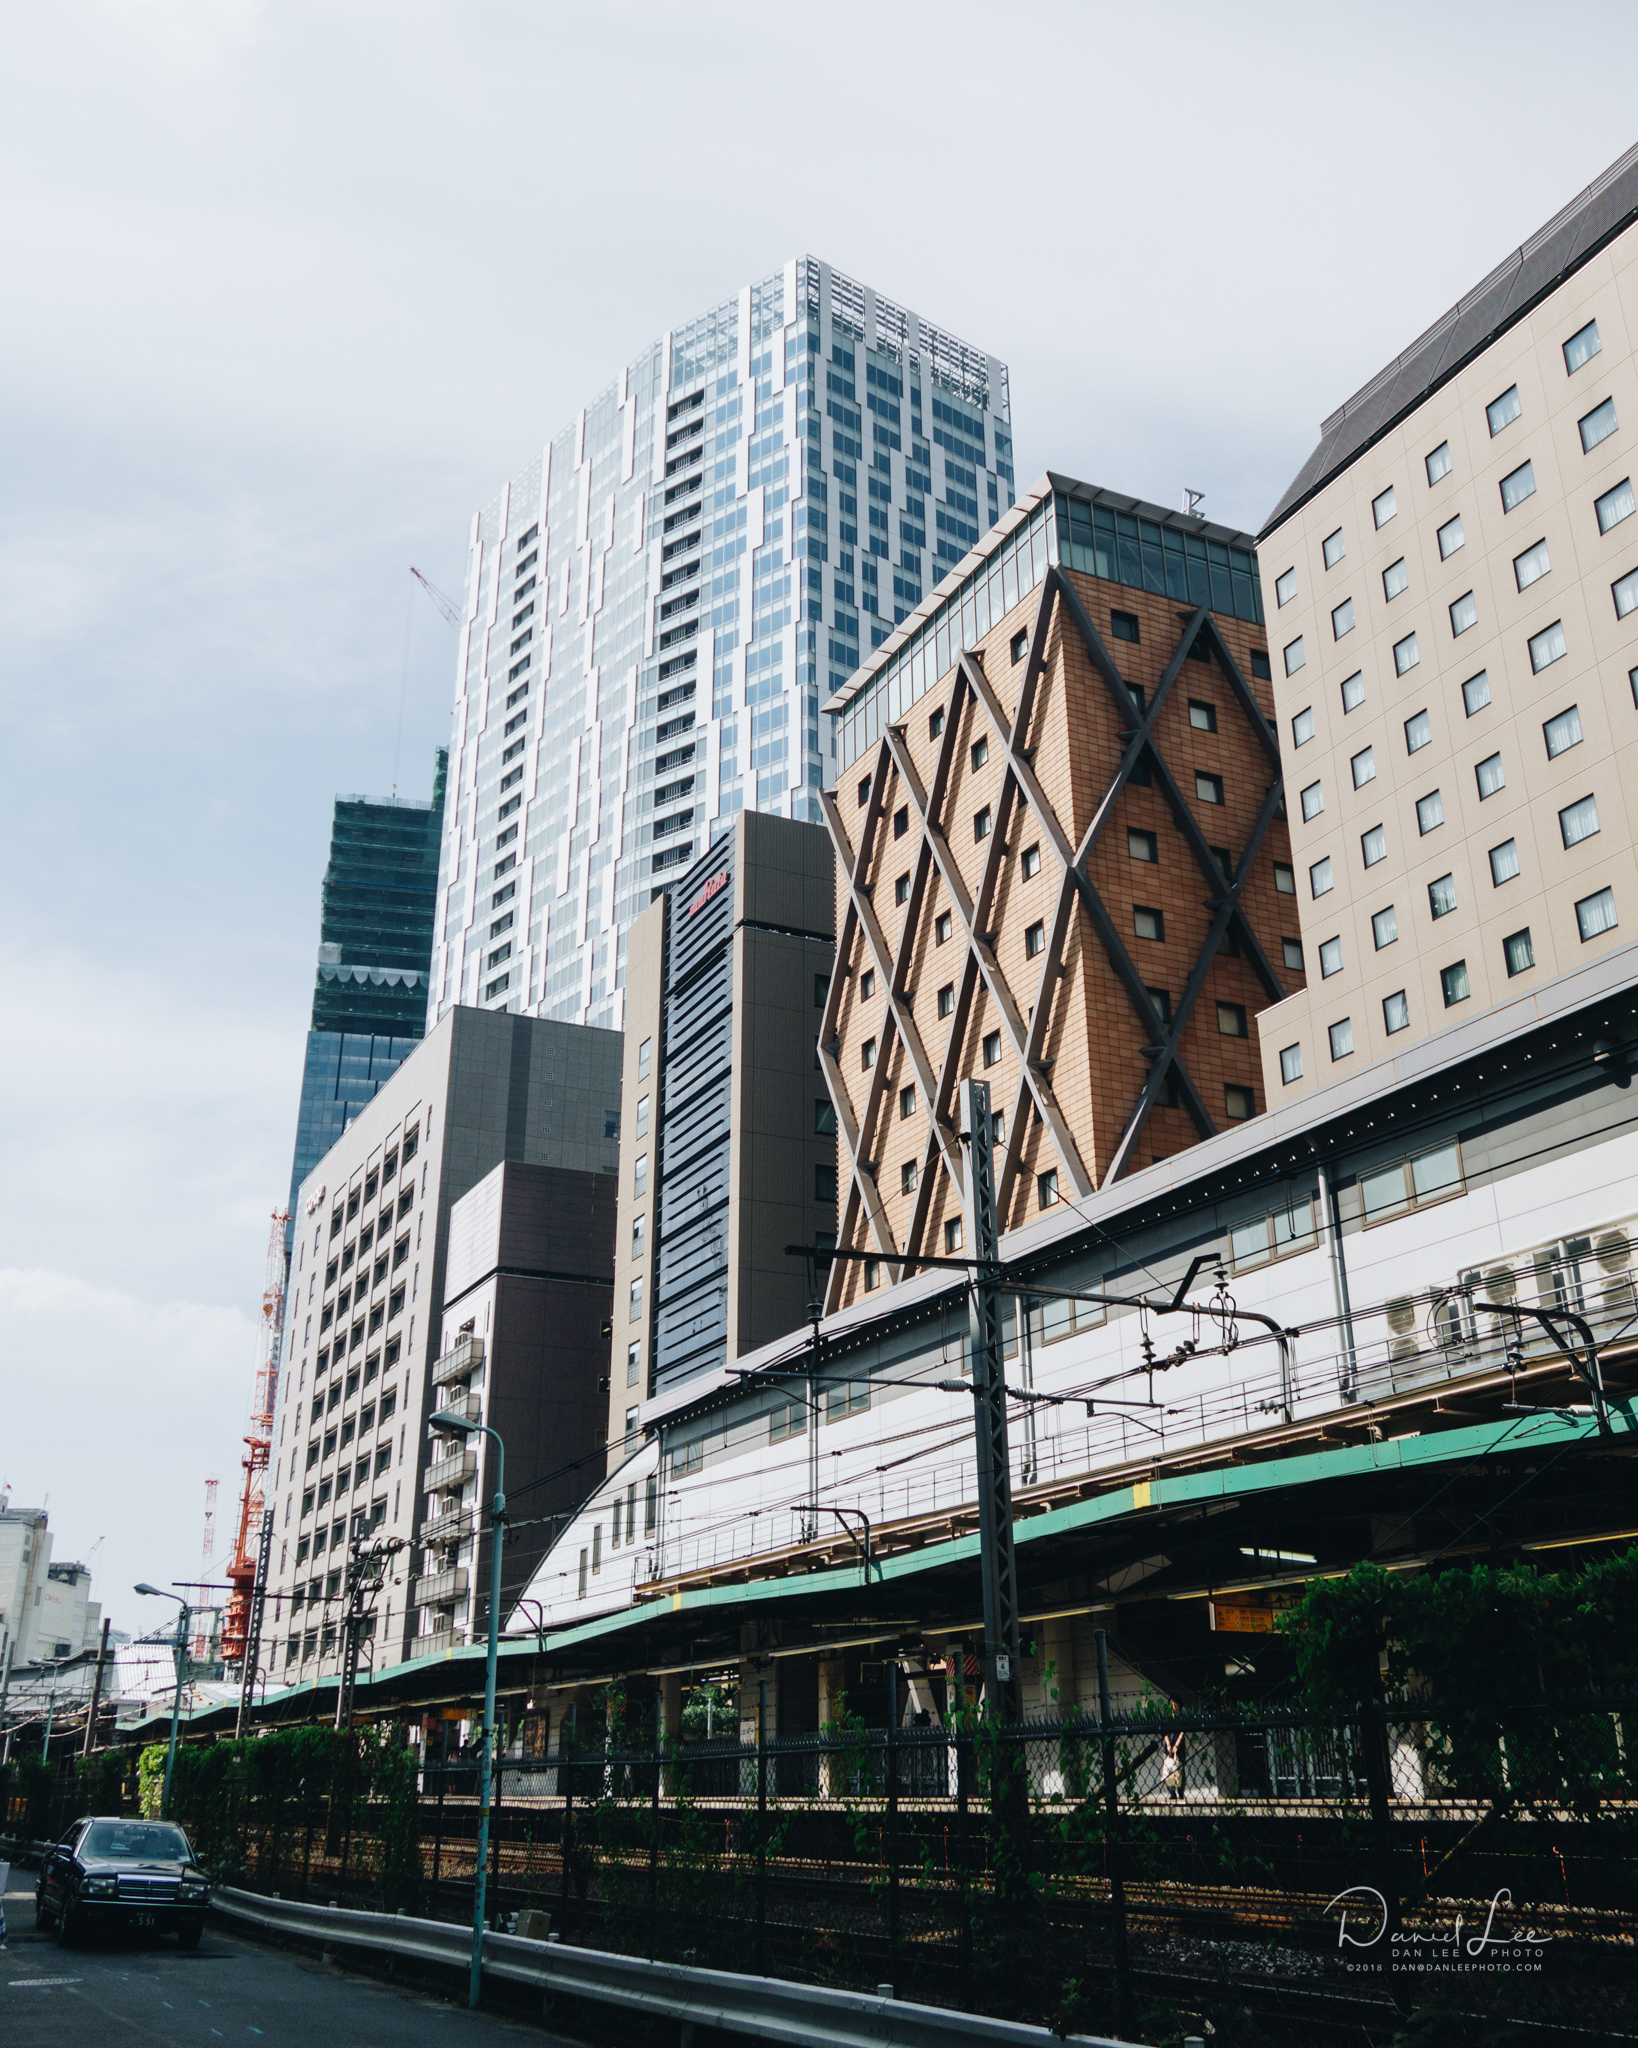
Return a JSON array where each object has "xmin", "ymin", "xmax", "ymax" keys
[
  {"xmin": 431, "ymin": 1334, "xmax": 484, "ymax": 1388},
  {"xmin": 426, "ymin": 1447, "xmax": 476, "ymax": 1493},
  {"xmin": 413, "ymin": 1566, "xmax": 469, "ymax": 1609},
  {"xmin": 418, "ymin": 1504, "xmax": 467, "ymax": 1548}
]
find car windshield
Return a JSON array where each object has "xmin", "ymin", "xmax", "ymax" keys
[{"xmin": 83, "ymin": 1822, "xmax": 193, "ymax": 1863}]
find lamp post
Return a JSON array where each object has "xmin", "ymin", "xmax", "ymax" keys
[
  {"xmin": 427, "ymin": 1406, "xmax": 505, "ymax": 2011},
  {"xmin": 136, "ymin": 1584, "xmax": 190, "ymax": 1819}
]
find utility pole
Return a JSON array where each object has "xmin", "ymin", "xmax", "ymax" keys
[
  {"xmin": 960, "ymin": 1079, "xmax": 1022, "ymax": 1722},
  {"xmin": 803, "ymin": 1276, "xmax": 825, "ymax": 1542},
  {"xmin": 334, "ymin": 1533, "xmax": 405, "ymax": 1732},
  {"xmin": 82, "ymin": 1617, "xmax": 112, "ymax": 1757},
  {"xmin": 236, "ymin": 1510, "xmax": 275, "ymax": 1740}
]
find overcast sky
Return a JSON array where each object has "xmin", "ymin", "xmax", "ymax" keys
[{"xmin": 4, "ymin": 0, "xmax": 1636, "ymax": 1654}]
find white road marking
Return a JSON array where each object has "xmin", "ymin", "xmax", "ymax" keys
[{"xmin": 8, "ymin": 1976, "xmax": 84, "ymax": 1987}]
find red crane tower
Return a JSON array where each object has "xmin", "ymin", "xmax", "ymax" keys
[{"xmin": 221, "ymin": 1209, "xmax": 289, "ymax": 1670}]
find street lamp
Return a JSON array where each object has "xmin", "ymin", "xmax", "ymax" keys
[
  {"xmin": 135, "ymin": 1584, "xmax": 190, "ymax": 1819},
  {"xmin": 427, "ymin": 1406, "xmax": 505, "ymax": 2010}
]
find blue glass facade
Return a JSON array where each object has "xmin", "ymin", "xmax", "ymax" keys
[
  {"xmin": 285, "ymin": 1031, "xmax": 420, "ymax": 1244},
  {"xmin": 429, "ymin": 258, "xmax": 1009, "ymax": 1040}
]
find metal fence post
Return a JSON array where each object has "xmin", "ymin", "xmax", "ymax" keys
[
  {"xmin": 955, "ymin": 1715, "xmax": 972, "ymax": 2003},
  {"xmin": 756, "ymin": 1679, "xmax": 768, "ymax": 1975},
  {"xmin": 650, "ymin": 1690, "xmax": 662, "ymax": 1942},
  {"xmin": 1095, "ymin": 1629, "xmax": 1133, "ymax": 2037},
  {"xmin": 885, "ymin": 1663, "xmax": 900, "ymax": 1980},
  {"xmin": 560, "ymin": 1745, "xmax": 575, "ymax": 1932}
]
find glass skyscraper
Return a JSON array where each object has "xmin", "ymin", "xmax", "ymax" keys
[
  {"xmin": 428, "ymin": 257, "xmax": 1012, "ymax": 1034},
  {"xmin": 285, "ymin": 754, "xmax": 447, "ymax": 1253}
]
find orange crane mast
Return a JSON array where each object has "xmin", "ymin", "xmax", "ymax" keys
[{"xmin": 222, "ymin": 1209, "xmax": 289, "ymax": 1669}]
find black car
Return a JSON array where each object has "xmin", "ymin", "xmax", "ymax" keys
[{"xmin": 35, "ymin": 1815, "xmax": 210, "ymax": 1947}]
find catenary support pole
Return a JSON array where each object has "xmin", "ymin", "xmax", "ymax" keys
[{"xmin": 82, "ymin": 1617, "xmax": 111, "ymax": 1757}]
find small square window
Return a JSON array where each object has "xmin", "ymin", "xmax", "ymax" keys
[
  {"xmin": 1504, "ymin": 928, "xmax": 1535, "ymax": 976},
  {"xmin": 860, "ymin": 967, "xmax": 875, "ymax": 998},
  {"xmin": 1021, "ymin": 842, "xmax": 1041, "ymax": 878},
  {"xmin": 1251, "ymin": 648, "xmax": 1272, "ymax": 679},
  {"xmin": 1383, "ymin": 989, "xmax": 1410, "ymax": 1034},
  {"xmin": 899, "ymin": 1083, "xmax": 917, "ymax": 1119},
  {"xmin": 1576, "ymin": 886, "xmax": 1618, "ymax": 940},
  {"xmin": 1284, "ymin": 636, "xmax": 1306, "ymax": 676},
  {"xmin": 1475, "ymin": 752, "xmax": 1505, "ymax": 799},
  {"xmin": 1037, "ymin": 1169, "xmax": 1059, "ymax": 1209},
  {"xmin": 1417, "ymin": 790, "xmax": 1445, "ymax": 835},
  {"xmin": 1341, "ymin": 671, "xmax": 1366, "ymax": 713},
  {"xmin": 1529, "ymin": 621, "xmax": 1567, "ymax": 671},
  {"xmin": 1224, "ymin": 1084, "xmax": 1255, "ymax": 1122},
  {"xmin": 1426, "ymin": 441, "xmax": 1452, "ymax": 485},
  {"xmin": 942, "ymin": 1217, "xmax": 964, "ymax": 1254},
  {"xmin": 1437, "ymin": 514, "xmax": 1465, "ymax": 559},
  {"xmin": 1300, "ymin": 780, "xmax": 1324, "ymax": 821},
  {"xmin": 1133, "ymin": 905, "xmax": 1164, "ymax": 942},
  {"xmin": 1274, "ymin": 861, "xmax": 1295, "ymax": 894},
  {"xmin": 1429, "ymin": 872, "xmax": 1457, "ymax": 919},
  {"xmin": 1329, "ymin": 1018, "xmax": 1354, "ymax": 1060},
  {"xmin": 815, "ymin": 1163, "xmax": 837, "ymax": 1201},
  {"xmin": 858, "ymin": 775, "xmax": 872, "ymax": 806},
  {"xmin": 638, "ymin": 1036, "xmax": 652, "ymax": 1078},
  {"xmin": 1514, "ymin": 538, "xmax": 1551, "ymax": 591},
  {"xmin": 1025, "ymin": 920, "xmax": 1045, "ymax": 958},
  {"xmin": 1441, "ymin": 960, "xmax": 1471, "ymax": 1006},
  {"xmin": 1403, "ymin": 709, "xmax": 1431, "ymax": 755},
  {"xmin": 1579, "ymin": 397, "xmax": 1619, "ymax": 452},
  {"xmin": 929, "ymin": 706, "xmax": 945, "ymax": 738},
  {"xmin": 1598, "ymin": 479, "xmax": 1636, "ymax": 533},
  {"xmin": 982, "ymin": 1029, "xmax": 1002, "ymax": 1067},
  {"xmin": 1564, "ymin": 319, "xmax": 1601, "ymax": 374},
  {"xmin": 1292, "ymin": 706, "xmax": 1314, "ymax": 747},
  {"xmin": 895, "ymin": 872, "xmax": 910, "ymax": 904},
  {"xmin": 935, "ymin": 911, "xmax": 952, "ymax": 944},
  {"xmin": 1394, "ymin": 631, "xmax": 1420, "ymax": 674},
  {"xmin": 1189, "ymin": 698, "xmax": 1218, "ymax": 732},
  {"xmin": 1382, "ymin": 557, "xmax": 1408, "ymax": 601},
  {"xmin": 937, "ymin": 983, "xmax": 954, "ymax": 1017},
  {"xmin": 1489, "ymin": 838, "xmax": 1520, "ymax": 886},
  {"xmin": 901, "ymin": 1159, "xmax": 918, "ymax": 1194},
  {"xmin": 1499, "ymin": 459, "xmax": 1536, "ymax": 513},
  {"xmin": 1282, "ymin": 936, "xmax": 1304, "ymax": 969},
  {"xmin": 893, "ymin": 805, "xmax": 910, "ymax": 838},
  {"xmin": 1318, "ymin": 936, "xmax": 1343, "ymax": 978},
  {"xmin": 973, "ymin": 805, "xmax": 991, "ymax": 841},
  {"xmin": 1372, "ymin": 905, "xmax": 1398, "ymax": 949},
  {"xmin": 1128, "ymin": 827, "xmax": 1158, "ymax": 863},
  {"xmin": 1351, "ymin": 746, "xmax": 1376, "ymax": 789},
  {"xmin": 1544, "ymin": 705, "xmax": 1583, "ymax": 758},
  {"xmin": 1462, "ymin": 671, "xmax": 1491, "ymax": 717},
  {"xmin": 1217, "ymin": 1000, "xmax": 1248, "ymax": 1036},
  {"xmin": 1332, "ymin": 596, "xmax": 1355, "ymax": 638},
  {"xmin": 1310, "ymin": 856, "xmax": 1333, "ymax": 897},
  {"xmin": 1010, "ymin": 629, "xmax": 1028, "ymax": 663},
  {"xmin": 1195, "ymin": 770, "xmax": 1224, "ymax": 805},
  {"xmin": 1614, "ymin": 568, "xmax": 1638, "ymax": 619},
  {"xmin": 816, "ymin": 1098, "xmax": 838, "ymax": 1134},
  {"xmin": 1110, "ymin": 609, "xmax": 1140, "ymax": 643},
  {"xmin": 1449, "ymin": 592, "xmax": 1477, "ymax": 636},
  {"xmin": 861, "ymin": 1037, "xmax": 876, "ymax": 1069},
  {"xmin": 1279, "ymin": 1043, "xmax": 1303, "ymax": 1083},
  {"xmin": 1372, "ymin": 485, "xmax": 1398, "ymax": 528},
  {"xmin": 1559, "ymin": 793, "xmax": 1600, "ymax": 847},
  {"xmin": 971, "ymin": 737, "xmax": 989, "ymax": 771},
  {"xmin": 864, "ymin": 1257, "xmax": 880, "ymax": 1291},
  {"xmin": 1323, "ymin": 528, "xmax": 1346, "ymax": 568},
  {"xmin": 1275, "ymin": 566, "xmax": 1298, "ymax": 606},
  {"xmin": 1486, "ymin": 386, "xmax": 1521, "ymax": 436}
]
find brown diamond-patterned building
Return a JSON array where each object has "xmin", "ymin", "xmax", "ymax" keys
[{"xmin": 819, "ymin": 475, "xmax": 1305, "ymax": 1311}]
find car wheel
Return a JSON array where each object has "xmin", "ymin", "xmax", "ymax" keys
[{"xmin": 177, "ymin": 1920, "xmax": 203, "ymax": 1951}]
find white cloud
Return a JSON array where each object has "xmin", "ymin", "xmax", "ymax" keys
[{"xmin": 0, "ymin": 1269, "xmax": 257, "ymax": 1648}]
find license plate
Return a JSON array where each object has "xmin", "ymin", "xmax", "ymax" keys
[{"xmin": 130, "ymin": 1913, "xmax": 156, "ymax": 1928}]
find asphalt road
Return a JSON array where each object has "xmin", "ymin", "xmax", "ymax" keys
[{"xmin": 1, "ymin": 1875, "xmax": 580, "ymax": 2048}]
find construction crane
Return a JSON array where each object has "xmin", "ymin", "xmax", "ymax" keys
[
  {"xmin": 193, "ymin": 1480, "xmax": 218, "ymax": 1658},
  {"xmin": 221, "ymin": 1210, "xmax": 289, "ymax": 1671},
  {"xmin": 410, "ymin": 566, "xmax": 462, "ymax": 629}
]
